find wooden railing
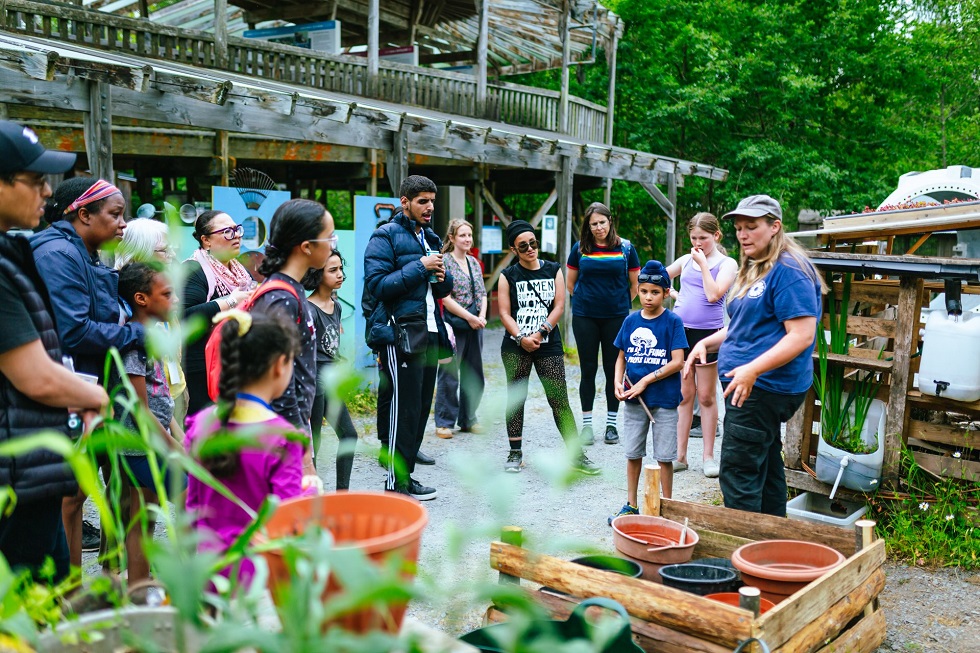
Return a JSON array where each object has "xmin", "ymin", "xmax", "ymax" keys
[{"xmin": 2, "ymin": 0, "xmax": 608, "ymax": 142}]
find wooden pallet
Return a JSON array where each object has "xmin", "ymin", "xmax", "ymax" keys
[{"xmin": 485, "ymin": 468, "xmax": 886, "ymax": 653}]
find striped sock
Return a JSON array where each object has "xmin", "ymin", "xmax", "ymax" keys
[
  {"xmin": 582, "ymin": 412, "xmax": 593, "ymax": 428},
  {"xmin": 606, "ymin": 411, "xmax": 618, "ymax": 429}
]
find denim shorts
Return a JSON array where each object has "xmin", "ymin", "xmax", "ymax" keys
[
  {"xmin": 622, "ymin": 402, "xmax": 679, "ymax": 461},
  {"xmin": 122, "ymin": 455, "xmax": 187, "ymax": 493}
]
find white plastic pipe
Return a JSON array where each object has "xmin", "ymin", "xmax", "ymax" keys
[{"xmin": 829, "ymin": 456, "xmax": 849, "ymax": 500}]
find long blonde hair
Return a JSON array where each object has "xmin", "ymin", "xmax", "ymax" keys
[
  {"xmin": 730, "ymin": 216, "xmax": 825, "ymax": 299},
  {"xmin": 442, "ymin": 218, "xmax": 474, "ymax": 254},
  {"xmin": 688, "ymin": 212, "xmax": 727, "ymax": 256}
]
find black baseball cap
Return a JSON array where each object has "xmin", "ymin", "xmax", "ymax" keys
[{"xmin": 0, "ymin": 120, "xmax": 76, "ymax": 175}]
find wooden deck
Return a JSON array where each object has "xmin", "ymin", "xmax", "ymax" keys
[{"xmin": 2, "ymin": 0, "xmax": 608, "ymax": 143}]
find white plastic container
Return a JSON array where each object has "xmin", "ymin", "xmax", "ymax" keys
[
  {"xmin": 815, "ymin": 396, "xmax": 885, "ymax": 493},
  {"xmin": 787, "ymin": 492, "xmax": 867, "ymax": 528},
  {"xmin": 918, "ymin": 311, "xmax": 980, "ymax": 402}
]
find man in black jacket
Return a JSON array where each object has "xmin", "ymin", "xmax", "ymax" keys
[
  {"xmin": 364, "ymin": 175, "xmax": 453, "ymax": 499},
  {"xmin": 0, "ymin": 121, "xmax": 108, "ymax": 580}
]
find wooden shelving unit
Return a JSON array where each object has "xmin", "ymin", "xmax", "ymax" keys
[{"xmin": 784, "ymin": 254, "xmax": 980, "ymax": 493}]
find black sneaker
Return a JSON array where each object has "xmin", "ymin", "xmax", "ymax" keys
[
  {"xmin": 581, "ymin": 425, "xmax": 595, "ymax": 446},
  {"xmin": 408, "ymin": 478, "xmax": 437, "ymax": 501},
  {"xmin": 415, "ymin": 450, "xmax": 435, "ymax": 466},
  {"xmin": 604, "ymin": 425, "xmax": 619, "ymax": 444},
  {"xmin": 573, "ymin": 453, "xmax": 600, "ymax": 476},
  {"xmin": 504, "ymin": 449, "xmax": 524, "ymax": 473},
  {"xmin": 81, "ymin": 519, "xmax": 100, "ymax": 552}
]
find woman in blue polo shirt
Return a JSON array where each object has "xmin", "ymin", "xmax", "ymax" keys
[
  {"xmin": 684, "ymin": 194, "xmax": 823, "ymax": 516},
  {"xmin": 566, "ymin": 202, "xmax": 639, "ymax": 445}
]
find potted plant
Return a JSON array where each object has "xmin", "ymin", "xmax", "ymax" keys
[{"xmin": 813, "ymin": 273, "xmax": 886, "ymax": 492}]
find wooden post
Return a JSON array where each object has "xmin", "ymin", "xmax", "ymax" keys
[
  {"xmin": 604, "ymin": 19, "xmax": 619, "ymax": 148},
  {"xmin": 498, "ymin": 526, "xmax": 523, "ymax": 585},
  {"xmin": 738, "ymin": 586, "xmax": 761, "ymax": 617},
  {"xmin": 368, "ymin": 149, "xmax": 378, "ymax": 197},
  {"xmin": 386, "ymin": 130, "xmax": 408, "ymax": 196},
  {"xmin": 555, "ymin": 155, "xmax": 574, "ymax": 339},
  {"xmin": 475, "ymin": 0, "xmax": 489, "ymax": 118},
  {"xmin": 472, "ymin": 166, "xmax": 484, "ymax": 251},
  {"xmin": 642, "ymin": 463, "xmax": 661, "ymax": 516},
  {"xmin": 367, "ymin": 0, "xmax": 380, "ymax": 97},
  {"xmin": 558, "ymin": 0, "xmax": 571, "ymax": 134},
  {"xmin": 139, "ymin": 0, "xmax": 149, "ymax": 18},
  {"xmin": 216, "ymin": 130, "xmax": 230, "ymax": 187},
  {"xmin": 84, "ymin": 81, "xmax": 113, "ymax": 183},
  {"xmin": 855, "ymin": 519, "xmax": 877, "ymax": 617},
  {"xmin": 882, "ymin": 276, "xmax": 920, "ymax": 486},
  {"xmin": 666, "ymin": 172, "xmax": 678, "ymax": 263},
  {"xmin": 214, "ymin": 0, "xmax": 229, "ymax": 69}
]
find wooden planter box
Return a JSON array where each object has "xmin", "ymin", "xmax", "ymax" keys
[{"xmin": 486, "ymin": 488, "xmax": 885, "ymax": 653}]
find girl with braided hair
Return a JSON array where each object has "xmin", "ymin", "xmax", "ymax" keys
[{"xmin": 183, "ymin": 310, "xmax": 308, "ymax": 581}]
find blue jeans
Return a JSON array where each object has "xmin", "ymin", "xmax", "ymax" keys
[{"xmin": 720, "ymin": 384, "xmax": 806, "ymax": 516}]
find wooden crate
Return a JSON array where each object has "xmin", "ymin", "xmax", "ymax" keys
[{"xmin": 486, "ymin": 485, "xmax": 886, "ymax": 653}]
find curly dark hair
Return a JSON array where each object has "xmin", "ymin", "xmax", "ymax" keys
[
  {"xmin": 399, "ymin": 175, "xmax": 437, "ymax": 201},
  {"xmin": 118, "ymin": 261, "xmax": 165, "ymax": 307}
]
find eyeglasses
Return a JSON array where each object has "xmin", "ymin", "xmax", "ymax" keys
[
  {"xmin": 154, "ymin": 245, "xmax": 176, "ymax": 258},
  {"xmin": 207, "ymin": 224, "xmax": 245, "ymax": 240},
  {"xmin": 638, "ymin": 273, "xmax": 667, "ymax": 286},
  {"xmin": 308, "ymin": 234, "xmax": 339, "ymax": 248},
  {"xmin": 515, "ymin": 239, "xmax": 539, "ymax": 253},
  {"xmin": 12, "ymin": 175, "xmax": 48, "ymax": 191}
]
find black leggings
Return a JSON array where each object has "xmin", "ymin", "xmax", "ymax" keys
[
  {"xmin": 501, "ymin": 350, "xmax": 577, "ymax": 448},
  {"xmin": 311, "ymin": 363, "xmax": 358, "ymax": 491},
  {"xmin": 572, "ymin": 315, "xmax": 626, "ymax": 414}
]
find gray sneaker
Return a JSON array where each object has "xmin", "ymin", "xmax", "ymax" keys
[
  {"xmin": 504, "ymin": 449, "xmax": 524, "ymax": 473},
  {"xmin": 574, "ymin": 453, "xmax": 600, "ymax": 476},
  {"xmin": 581, "ymin": 425, "xmax": 595, "ymax": 446}
]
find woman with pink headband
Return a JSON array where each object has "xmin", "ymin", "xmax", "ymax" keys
[{"xmin": 32, "ymin": 176, "xmax": 144, "ymax": 567}]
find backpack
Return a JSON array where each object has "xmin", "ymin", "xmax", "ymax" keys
[{"xmin": 204, "ymin": 279, "xmax": 301, "ymax": 402}]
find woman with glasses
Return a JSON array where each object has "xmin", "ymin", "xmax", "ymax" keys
[
  {"xmin": 115, "ymin": 218, "xmax": 188, "ymax": 425},
  {"xmin": 565, "ymin": 202, "xmax": 639, "ymax": 446},
  {"xmin": 665, "ymin": 213, "xmax": 738, "ymax": 478},
  {"xmin": 498, "ymin": 220, "xmax": 599, "ymax": 476},
  {"xmin": 684, "ymin": 195, "xmax": 822, "ymax": 516},
  {"xmin": 181, "ymin": 210, "xmax": 256, "ymax": 415}
]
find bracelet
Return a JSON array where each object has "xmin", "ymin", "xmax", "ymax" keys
[
  {"xmin": 227, "ymin": 295, "xmax": 238, "ymax": 309},
  {"xmin": 512, "ymin": 334, "xmax": 524, "ymax": 345}
]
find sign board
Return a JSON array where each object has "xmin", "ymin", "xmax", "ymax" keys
[
  {"xmin": 482, "ymin": 225, "xmax": 503, "ymax": 254},
  {"xmin": 211, "ymin": 186, "xmax": 291, "ymax": 255},
  {"xmin": 243, "ymin": 20, "xmax": 341, "ymax": 54},
  {"xmin": 541, "ymin": 214, "xmax": 558, "ymax": 254},
  {"xmin": 352, "ymin": 45, "xmax": 419, "ymax": 66},
  {"xmin": 352, "ymin": 196, "xmax": 400, "ymax": 377}
]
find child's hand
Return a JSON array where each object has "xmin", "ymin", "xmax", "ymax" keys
[
  {"xmin": 614, "ymin": 383, "xmax": 627, "ymax": 401},
  {"xmin": 624, "ymin": 377, "xmax": 649, "ymax": 399}
]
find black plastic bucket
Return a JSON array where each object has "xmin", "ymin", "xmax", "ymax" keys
[
  {"xmin": 571, "ymin": 555, "xmax": 643, "ymax": 578},
  {"xmin": 659, "ymin": 563, "xmax": 740, "ymax": 596},
  {"xmin": 692, "ymin": 557, "xmax": 742, "ymax": 585}
]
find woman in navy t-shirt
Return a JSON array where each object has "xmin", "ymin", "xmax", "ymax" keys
[
  {"xmin": 684, "ymin": 194, "xmax": 823, "ymax": 517},
  {"xmin": 566, "ymin": 202, "xmax": 640, "ymax": 446}
]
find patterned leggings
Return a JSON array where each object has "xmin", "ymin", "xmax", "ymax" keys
[{"xmin": 501, "ymin": 350, "xmax": 577, "ymax": 448}]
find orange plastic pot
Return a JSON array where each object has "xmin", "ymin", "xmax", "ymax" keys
[
  {"xmin": 705, "ymin": 592, "xmax": 776, "ymax": 614},
  {"xmin": 731, "ymin": 540, "xmax": 845, "ymax": 604},
  {"xmin": 611, "ymin": 515, "xmax": 698, "ymax": 565},
  {"xmin": 259, "ymin": 491, "xmax": 428, "ymax": 633}
]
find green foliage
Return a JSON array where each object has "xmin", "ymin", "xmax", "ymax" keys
[
  {"xmin": 813, "ymin": 273, "xmax": 882, "ymax": 454},
  {"xmin": 868, "ymin": 448, "xmax": 980, "ymax": 569}
]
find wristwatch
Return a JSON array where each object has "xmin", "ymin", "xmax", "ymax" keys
[
  {"xmin": 511, "ymin": 334, "xmax": 524, "ymax": 345},
  {"xmin": 227, "ymin": 295, "xmax": 238, "ymax": 308}
]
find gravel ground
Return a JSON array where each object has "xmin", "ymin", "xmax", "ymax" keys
[{"xmin": 83, "ymin": 326, "xmax": 979, "ymax": 651}]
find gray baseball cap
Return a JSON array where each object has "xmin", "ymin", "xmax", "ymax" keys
[{"xmin": 722, "ymin": 194, "xmax": 783, "ymax": 220}]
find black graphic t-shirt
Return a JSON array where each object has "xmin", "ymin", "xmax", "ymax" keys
[
  {"xmin": 501, "ymin": 260, "xmax": 563, "ymax": 357},
  {"xmin": 312, "ymin": 299, "xmax": 342, "ymax": 364}
]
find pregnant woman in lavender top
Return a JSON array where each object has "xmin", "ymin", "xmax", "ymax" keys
[{"xmin": 666, "ymin": 213, "xmax": 737, "ymax": 478}]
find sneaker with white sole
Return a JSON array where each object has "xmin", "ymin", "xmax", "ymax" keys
[
  {"xmin": 573, "ymin": 453, "xmax": 600, "ymax": 476},
  {"xmin": 408, "ymin": 478, "xmax": 437, "ymax": 500},
  {"xmin": 504, "ymin": 449, "xmax": 524, "ymax": 473},
  {"xmin": 703, "ymin": 459, "xmax": 720, "ymax": 478},
  {"xmin": 81, "ymin": 519, "xmax": 100, "ymax": 552}
]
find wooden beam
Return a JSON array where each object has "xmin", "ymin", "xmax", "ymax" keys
[
  {"xmin": 486, "ymin": 190, "xmax": 556, "ymax": 290},
  {"xmin": 481, "ymin": 184, "xmax": 510, "ymax": 226},
  {"xmin": 387, "ymin": 129, "xmax": 408, "ymax": 196},
  {"xmin": 367, "ymin": 0, "xmax": 380, "ymax": 97},
  {"xmin": 84, "ymin": 80, "xmax": 113, "ymax": 182},
  {"xmin": 214, "ymin": 0, "xmax": 229, "ymax": 69},
  {"xmin": 556, "ymin": 155, "xmax": 574, "ymax": 339},
  {"xmin": 475, "ymin": 0, "xmax": 489, "ymax": 117},
  {"xmin": 905, "ymin": 232, "xmax": 931, "ymax": 256},
  {"xmin": 666, "ymin": 173, "xmax": 678, "ymax": 262},
  {"xmin": 605, "ymin": 18, "xmax": 619, "ymax": 147},
  {"xmin": 640, "ymin": 180, "xmax": 674, "ymax": 217},
  {"xmin": 883, "ymin": 276, "xmax": 921, "ymax": 486},
  {"xmin": 418, "ymin": 49, "xmax": 476, "ymax": 65},
  {"xmin": 558, "ymin": 0, "xmax": 571, "ymax": 134},
  {"xmin": 150, "ymin": 71, "xmax": 233, "ymax": 106},
  {"xmin": 217, "ymin": 130, "xmax": 230, "ymax": 186},
  {"xmin": 0, "ymin": 41, "xmax": 57, "ymax": 80}
]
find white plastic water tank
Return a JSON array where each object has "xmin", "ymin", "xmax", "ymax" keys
[{"xmin": 918, "ymin": 311, "xmax": 980, "ymax": 402}]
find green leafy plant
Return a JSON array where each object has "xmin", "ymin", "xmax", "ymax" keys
[{"xmin": 812, "ymin": 272, "xmax": 883, "ymax": 455}]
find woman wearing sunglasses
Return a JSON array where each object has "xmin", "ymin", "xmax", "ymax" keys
[
  {"xmin": 497, "ymin": 220, "xmax": 599, "ymax": 476},
  {"xmin": 182, "ymin": 210, "xmax": 256, "ymax": 415}
]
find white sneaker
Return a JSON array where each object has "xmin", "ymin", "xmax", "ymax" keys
[{"xmin": 703, "ymin": 459, "xmax": 720, "ymax": 478}]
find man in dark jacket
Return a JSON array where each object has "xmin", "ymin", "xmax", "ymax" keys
[
  {"xmin": 0, "ymin": 121, "xmax": 109, "ymax": 580},
  {"xmin": 364, "ymin": 175, "xmax": 453, "ymax": 499}
]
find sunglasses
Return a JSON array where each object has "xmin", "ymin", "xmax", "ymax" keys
[
  {"xmin": 637, "ymin": 273, "xmax": 667, "ymax": 286},
  {"xmin": 207, "ymin": 224, "xmax": 245, "ymax": 240},
  {"xmin": 308, "ymin": 234, "xmax": 339, "ymax": 248},
  {"xmin": 515, "ymin": 239, "xmax": 539, "ymax": 253}
]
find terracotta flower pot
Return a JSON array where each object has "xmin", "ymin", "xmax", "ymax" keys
[
  {"xmin": 611, "ymin": 515, "xmax": 698, "ymax": 565},
  {"xmin": 731, "ymin": 540, "xmax": 845, "ymax": 604},
  {"xmin": 260, "ymin": 491, "xmax": 428, "ymax": 634},
  {"xmin": 704, "ymin": 593, "xmax": 776, "ymax": 614}
]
